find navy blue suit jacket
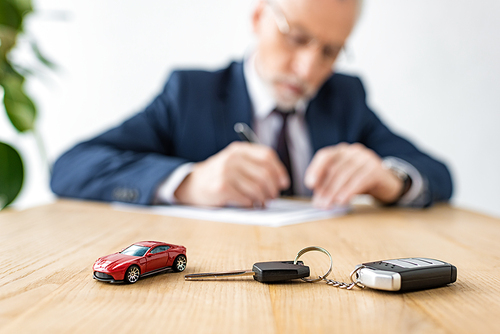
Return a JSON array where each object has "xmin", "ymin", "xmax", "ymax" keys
[{"xmin": 51, "ymin": 61, "xmax": 453, "ymax": 206}]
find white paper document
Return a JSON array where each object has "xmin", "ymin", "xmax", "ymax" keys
[{"xmin": 114, "ymin": 199, "xmax": 350, "ymax": 227}]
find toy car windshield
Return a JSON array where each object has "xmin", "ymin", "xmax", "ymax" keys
[{"xmin": 120, "ymin": 245, "xmax": 150, "ymax": 257}]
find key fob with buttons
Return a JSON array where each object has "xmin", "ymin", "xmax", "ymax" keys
[{"xmin": 354, "ymin": 258, "xmax": 457, "ymax": 292}]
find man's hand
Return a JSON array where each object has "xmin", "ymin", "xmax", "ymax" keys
[
  {"xmin": 174, "ymin": 142, "xmax": 290, "ymax": 207},
  {"xmin": 304, "ymin": 143, "xmax": 404, "ymax": 208}
]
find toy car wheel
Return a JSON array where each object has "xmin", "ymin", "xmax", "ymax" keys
[
  {"xmin": 173, "ymin": 255, "xmax": 187, "ymax": 272},
  {"xmin": 125, "ymin": 265, "xmax": 141, "ymax": 284}
]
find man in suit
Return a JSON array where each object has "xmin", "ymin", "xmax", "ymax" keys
[{"xmin": 50, "ymin": 0, "xmax": 453, "ymax": 208}]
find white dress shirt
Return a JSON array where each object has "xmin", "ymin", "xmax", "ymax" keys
[{"xmin": 156, "ymin": 56, "xmax": 426, "ymax": 206}]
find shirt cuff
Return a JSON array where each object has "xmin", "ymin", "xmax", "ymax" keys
[
  {"xmin": 382, "ymin": 157, "xmax": 429, "ymax": 207},
  {"xmin": 155, "ymin": 163, "xmax": 194, "ymax": 204}
]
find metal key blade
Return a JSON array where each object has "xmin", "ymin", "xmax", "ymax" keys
[
  {"xmin": 184, "ymin": 270, "xmax": 255, "ymax": 280},
  {"xmin": 184, "ymin": 261, "xmax": 308, "ymax": 282}
]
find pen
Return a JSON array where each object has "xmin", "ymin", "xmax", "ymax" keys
[{"xmin": 234, "ymin": 123, "xmax": 260, "ymax": 143}]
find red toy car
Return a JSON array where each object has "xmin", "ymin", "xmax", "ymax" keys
[{"xmin": 93, "ymin": 241, "xmax": 187, "ymax": 284}]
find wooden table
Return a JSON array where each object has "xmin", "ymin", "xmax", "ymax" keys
[{"xmin": 1, "ymin": 200, "xmax": 499, "ymax": 333}]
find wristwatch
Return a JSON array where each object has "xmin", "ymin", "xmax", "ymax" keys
[{"xmin": 382, "ymin": 159, "xmax": 412, "ymax": 202}]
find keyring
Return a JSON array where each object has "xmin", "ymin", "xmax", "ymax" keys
[
  {"xmin": 349, "ymin": 265, "xmax": 366, "ymax": 289},
  {"xmin": 294, "ymin": 246, "xmax": 333, "ymax": 283}
]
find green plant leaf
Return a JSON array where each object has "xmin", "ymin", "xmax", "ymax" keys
[
  {"xmin": 3, "ymin": 92, "xmax": 37, "ymax": 132},
  {"xmin": 0, "ymin": 1, "xmax": 23, "ymax": 30},
  {"xmin": 15, "ymin": 0, "xmax": 33, "ymax": 13},
  {"xmin": 1, "ymin": 74, "xmax": 36, "ymax": 132},
  {"xmin": 0, "ymin": 141, "xmax": 24, "ymax": 209},
  {"xmin": 0, "ymin": 0, "xmax": 33, "ymax": 26},
  {"xmin": 0, "ymin": 25, "xmax": 18, "ymax": 57},
  {"xmin": 30, "ymin": 40, "xmax": 56, "ymax": 69}
]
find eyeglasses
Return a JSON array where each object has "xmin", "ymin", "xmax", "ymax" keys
[{"xmin": 266, "ymin": 0, "xmax": 344, "ymax": 64}]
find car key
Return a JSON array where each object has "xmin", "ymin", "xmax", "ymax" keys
[
  {"xmin": 354, "ymin": 257, "xmax": 457, "ymax": 292},
  {"xmin": 184, "ymin": 261, "xmax": 310, "ymax": 283}
]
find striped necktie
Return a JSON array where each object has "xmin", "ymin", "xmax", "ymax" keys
[{"xmin": 273, "ymin": 108, "xmax": 295, "ymax": 196}]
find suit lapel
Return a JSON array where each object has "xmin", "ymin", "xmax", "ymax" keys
[
  {"xmin": 305, "ymin": 83, "xmax": 341, "ymax": 153},
  {"xmin": 212, "ymin": 62, "xmax": 253, "ymax": 150}
]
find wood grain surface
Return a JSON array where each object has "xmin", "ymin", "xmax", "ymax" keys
[{"xmin": 1, "ymin": 199, "xmax": 499, "ymax": 333}]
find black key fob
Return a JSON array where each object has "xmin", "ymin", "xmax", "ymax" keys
[
  {"xmin": 355, "ymin": 258, "xmax": 457, "ymax": 292},
  {"xmin": 252, "ymin": 261, "xmax": 310, "ymax": 283}
]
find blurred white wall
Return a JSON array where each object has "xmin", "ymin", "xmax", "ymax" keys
[{"xmin": 2, "ymin": 0, "xmax": 499, "ymax": 216}]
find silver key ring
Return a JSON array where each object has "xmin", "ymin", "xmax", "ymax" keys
[
  {"xmin": 349, "ymin": 265, "xmax": 366, "ymax": 289},
  {"xmin": 294, "ymin": 246, "xmax": 333, "ymax": 282}
]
